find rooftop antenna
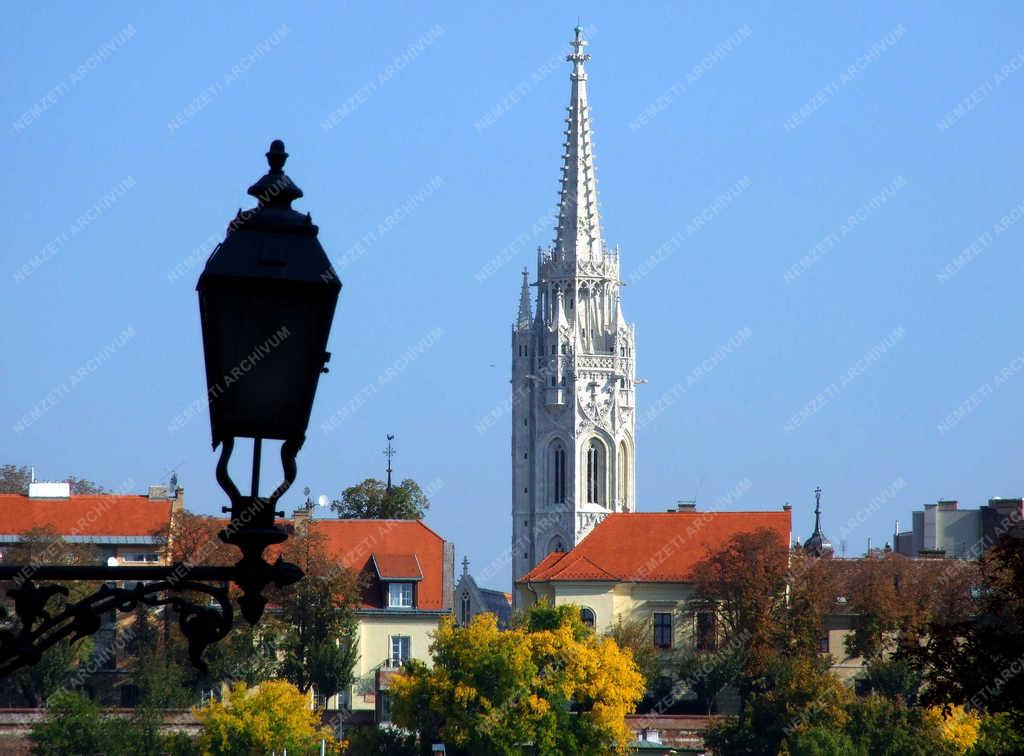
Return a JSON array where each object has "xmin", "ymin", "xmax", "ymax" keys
[
  {"xmin": 384, "ymin": 434, "xmax": 396, "ymax": 492},
  {"xmin": 693, "ymin": 474, "xmax": 705, "ymax": 509}
]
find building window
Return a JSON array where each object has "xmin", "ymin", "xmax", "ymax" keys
[
  {"xmin": 379, "ymin": 691, "xmax": 392, "ymax": 722},
  {"xmin": 123, "ymin": 553, "xmax": 159, "ymax": 563},
  {"xmin": 580, "ymin": 607, "xmax": 596, "ymax": 629},
  {"xmin": 548, "ymin": 536, "xmax": 565, "ymax": 554},
  {"xmin": 819, "ymin": 634, "xmax": 830, "ymax": 654},
  {"xmin": 696, "ymin": 611, "xmax": 717, "ymax": 652},
  {"xmin": 617, "ymin": 441, "xmax": 628, "ymax": 508},
  {"xmin": 390, "ymin": 635, "xmax": 411, "ymax": 668},
  {"xmin": 388, "ymin": 583, "xmax": 413, "ymax": 609},
  {"xmin": 653, "ymin": 612, "xmax": 673, "ymax": 649},
  {"xmin": 119, "ymin": 684, "xmax": 140, "ymax": 708},
  {"xmin": 552, "ymin": 443, "xmax": 566, "ymax": 504},
  {"xmin": 586, "ymin": 439, "xmax": 604, "ymax": 504},
  {"xmin": 460, "ymin": 593, "xmax": 471, "ymax": 626}
]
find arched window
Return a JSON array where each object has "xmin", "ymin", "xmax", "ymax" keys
[
  {"xmin": 580, "ymin": 607, "xmax": 596, "ymax": 629},
  {"xmin": 551, "ymin": 442, "xmax": 566, "ymax": 504},
  {"xmin": 460, "ymin": 593, "xmax": 471, "ymax": 626},
  {"xmin": 586, "ymin": 439, "xmax": 604, "ymax": 505},
  {"xmin": 617, "ymin": 441, "xmax": 629, "ymax": 509},
  {"xmin": 548, "ymin": 535, "xmax": 565, "ymax": 554}
]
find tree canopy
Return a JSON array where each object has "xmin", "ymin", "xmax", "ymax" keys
[
  {"xmin": 193, "ymin": 680, "xmax": 337, "ymax": 755},
  {"xmin": 0, "ymin": 464, "xmax": 107, "ymax": 495},
  {"xmin": 330, "ymin": 478, "xmax": 429, "ymax": 519},
  {"xmin": 390, "ymin": 604, "xmax": 644, "ymax": 755}
]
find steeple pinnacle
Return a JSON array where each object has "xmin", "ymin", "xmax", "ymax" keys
[
  {"xmin": 555, "ymin": 26, "xmax": 602, "ymax": 264},
  {"xmin": 803, "ymin": 485, "xmax": 834, "ymax": 557},
  {"xmin": 517, "ymin": 267, "xmax": 531, "ymax": 330}
]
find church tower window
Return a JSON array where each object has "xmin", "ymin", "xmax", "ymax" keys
[
  {"xmin": 617, "ymin": 441, "xmax": 629, "ymax": 508},
  {"xmin": 586, "ymin": 439, "xmax": 604, "ymax": 504},
  {"xmin": 551, "ymin": 442, "xmax": 566, "ymax": 503}
]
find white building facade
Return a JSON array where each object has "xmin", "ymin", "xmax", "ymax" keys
[{"xmin": 512, "ymin": 28, "xmax": 637, "ymax": 583}]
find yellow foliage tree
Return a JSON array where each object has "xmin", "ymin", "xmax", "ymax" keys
[
  {"xmin": 927, "ymin": 704, "xmax": 979, "ymax": 755},
  {"xmin": 193, "ymin": 680, "xmax": 337, "ymax": 755},
  {"xmin": 391, "ymin": 605, "xmax": 644, "ymax": 754}
]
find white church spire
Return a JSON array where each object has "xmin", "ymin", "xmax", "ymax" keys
[
  {"xmin": 555, "ymin": 26, "xmax": 603, "ymax": 263},
  {"xmin": 511, "ymin": 28, "xmax": 637, "ymax": 593}
]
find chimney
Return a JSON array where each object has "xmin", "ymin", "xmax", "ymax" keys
[
  {"xmin": 291, "ymin": 507, "xmax": 311, "ymax": 529},
  {"xmin": 172, "ymin": 486, "xmax": 185, "ymax": 513},
  {"xmin": 676, "ymin": 500, "xmax": 697, "ymax": 512},
  {"xmin": 148, "ymin": 485, "xmax": 169, "ymax": 500},
  {"xmin": 783, "ymin": 502, "xmax": 792, "ymax": 512}
]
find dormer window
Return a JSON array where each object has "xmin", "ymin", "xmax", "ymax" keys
[
  {"xmin": 388, "ymin": 582, "xmax": 413, "ymax": 608},
  {"xmin": 371, "ymin": 553, "xmax": 423, "ymax": 610}
]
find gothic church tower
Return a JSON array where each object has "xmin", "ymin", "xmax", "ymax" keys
[{"xmin": 512, "ymin": 28, "xmax": 636, "ymax": 582}]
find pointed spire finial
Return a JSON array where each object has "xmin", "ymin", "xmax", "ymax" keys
[
  {"xmin": 462, "ymin": 556, "xmax": 469, "ymax": 576},
  {"xmin": 555, "ymin": 26, "xmax": 602, "ymax": 264},
  {"xmin": 568, "ymin": 24, "xmax": 591, "ymax": 67},
  {"xmin": 517, "ymin": 268, "xmax": 531, "ymax": 330},
  {"xmin": 803, "ymin": 485, "xmax": 833, "ymax": 557},
  {"xmin": 384, "ymin": 434, "xmax": 396, "ymax": 492}
]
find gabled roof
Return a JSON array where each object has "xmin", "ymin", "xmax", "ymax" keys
[
  {"xmin": 371, "ymin": 553, "xmax": 423, "ymax": 581},
  {"xmin": 309, "ymin": 519, "xmax": 447, "ymax": 610},
  {"xmin": 519, "ymin": 511, "xmax": 791, "ymax": 584},
  {"xmin": 0, "ymin": 493, "xmax": 172, "ymax": 541}
]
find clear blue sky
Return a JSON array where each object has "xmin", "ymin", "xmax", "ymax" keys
[{"xmin": 3, "ymin": 3, "xmax": 1023, "ymax": 588}]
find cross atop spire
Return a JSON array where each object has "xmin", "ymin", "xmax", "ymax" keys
[
  {"xmin": 383, "ymin": 434, "xmax": 396, "ymax": 492},
  {"xmin": 803, "ymin": 485, "xmax": 833, "ymax": 557},
  {"xmin": 555, "ymin": 25, "xmax": 603, "ymax": 264}
]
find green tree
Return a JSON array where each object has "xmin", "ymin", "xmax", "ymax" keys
[
  {"xmin": 391, "ymin": 605, "xmax": 644, "ymax": 755},
  {"xmin": 676, "ymin": 644, "xmax": 745, "ymax": 715},
  {"xmin": 193, "ymin": 680, "xmax": 337, "ymax": 755},
  {"xmin": 604, "ymin": 614, "xmax": 660, "ymax": 696},
  {"xmin": 29, "ymin": 690, "xmax": 173, "ymax": 756},
  {"xmin": 204, "ymin": 620, "xmax": 282, "ymax": 689},
  {"xmin": 970, "ymin": 711, "xmax": 1024, "ymax": 755},
  {"xmin": 29, "ymin": 690, "xmax": 109, "ymax": 756},
  {"xmin": 704, "ymin": 653, "xmax": 852, "ymax": 755},
  {"xmin": 277, "ymin": 527, "xmax": 362, "ymax": 702},
  {"xmin": 124, "ymin": 604, "xmax": 193, "ymax": 709},
  {"xmin": 331, "ymin": 478, "xmax": 429, "ymax": 519}
]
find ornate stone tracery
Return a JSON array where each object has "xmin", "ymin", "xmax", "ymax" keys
[{"xmin": 511, "ymin": 28, "xmax": 637, "ymax": 586}]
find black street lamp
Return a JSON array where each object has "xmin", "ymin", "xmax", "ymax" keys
[
  {"xmin": 198, "ymin": 139, "xmax": 341, "ymax": 623},
  {"xmin": 0, "ymin": 140, "xmax": 342, "ymax": 675}
]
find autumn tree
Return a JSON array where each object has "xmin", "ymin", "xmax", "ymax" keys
[
  {"xmin": 0, "ymin": 465, "xmax": 107, "ymax": 495},
  {"xmin": 166, "ymin": 510, "xmax": 236, "ymax": 567},
  {"xmin": 193, "ymin": 680, "xmax": 337, "ymax": 755},
  {"xmin": 331, "ymin": 478, "xmax": 429, "ymax": 519},
  {"xmin": 689, "ymin": 526, "xmax": 790, "ymax": 713},
  {"xmin": 904, "ymin": 532, "xmax": 1024, "ymax": 714},
  {"xmin": 391, "ymin": 605, "xmax": 644, "ymax": 755}
]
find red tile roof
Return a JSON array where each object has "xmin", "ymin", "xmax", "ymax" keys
[
  {"xmin": 371, "ymin": 553, "xmax": 423, "ymax": 581},
  {"xmin": 518, "ymin": 511, "xmax": 791, "ymax": 584},
  {"xmin": 0, "ymin": 494, "xmax": 172, "ymax": 539},
  {"xmin": 308, "ymin": 519, "xmax": 448, "ymax": 610}
]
